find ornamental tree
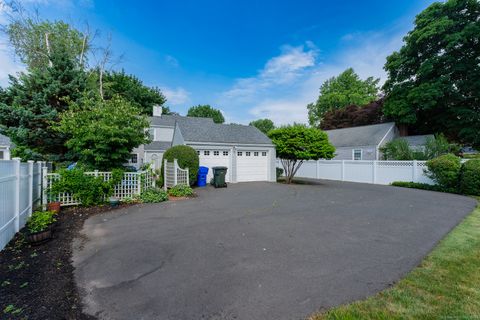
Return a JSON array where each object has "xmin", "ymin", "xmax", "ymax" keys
[
  {"xmin": 187, "ymin": 105, "xmax": 225, "ymax": 123},
  {"xmin": 56, "ymin": 95, "xmax": 150, "ymax": 170},
  {"xmin": 268, "ymin": 125, "xmax": 335, "ymax": 184},
  {"xmin": 249, "ymin": 118, "xmax": 275, "ymax": 135},
  {"xmin": 383, "ymin": 0, "xmax": 480, "ymax": 148}
]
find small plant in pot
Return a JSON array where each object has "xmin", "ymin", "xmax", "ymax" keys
[
  {"xmin": 26, "ymin": 211, "xmax": 56, "ymax": 244},
  {"xmin": 109, "ymin": 196, "xmax": 120, "ymax": 207},
  {"xmin": 47, "ymin": 201, "xmax": 61, "ymax": 214}
]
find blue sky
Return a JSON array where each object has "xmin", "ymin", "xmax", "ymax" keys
[{"xmin": 0, "ymin": 0, "xmax": 437, "ymax": 124}]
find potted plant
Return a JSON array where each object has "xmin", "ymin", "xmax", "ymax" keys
[
  {"xmin": 109, "ymin": 196, "xmax": 120, "ymax": 207},
  {"xmin": 47, "ymin": 201, "xmax": 61, "ymax": 213},
  {"xmin": 26, "ymin": 211, "xmax": 56, "ymax": 244}
]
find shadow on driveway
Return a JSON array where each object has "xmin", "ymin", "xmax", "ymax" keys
[{"xmin": 73, "ymin": 181, "xmax": 477, "ymax": 320}]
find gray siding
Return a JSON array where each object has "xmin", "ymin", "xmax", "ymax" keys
[{"xmin": 333, "ymin": 146, "xmax": 377, "ymax": 160}]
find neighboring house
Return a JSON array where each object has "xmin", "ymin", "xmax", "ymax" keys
[
  {"xmin": 324, "ymin": 122, "xmax": 433, "ymax": 160},
  {"xmin": 0, "ymin": 134, "xmax": 12, "ymax": 160},
  {"xmin": 129, "ymin": 106, "xmax": 276, "ymax": 183}
]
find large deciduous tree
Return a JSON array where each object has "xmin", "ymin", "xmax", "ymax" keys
[
  {"xmin": 320, "ymin": 99, "xmax": 385, "ymax": 130},
  {"xmin": 307, "ymin": 68, "xmax": 379, "ymax": 127},
  {"xmin": 55, "ymin": 95, "xmax": 150, "ymax": 170},
  {"xmin": 249, "ymin": 118, "xmax": 275, "ymax": 135},
  {"xmin": 268, "ymin": 125, "xmax": 335, "ymax": 184},
  {"xmin": 383, "ymin": 0, "xmax": 480, "ymax": 148},
  {"xmin": 0, "ymin": 50, "xmax": 88, "ymax": 161},
  {"xmin": 187, "ymin": 105, "xmax": 225, "ymax": 123}
]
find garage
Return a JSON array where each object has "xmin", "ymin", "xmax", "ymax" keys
[
  {"xmin": 197, "ymin": 149, "xmax": 231, "ymax": 182},
  {"xmin": 236, "ymin": 150, "xmax": 269, "ymax": 182}
]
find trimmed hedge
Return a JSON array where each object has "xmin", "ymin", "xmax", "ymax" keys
[
  {"xmin": 160, "ymin": 145, "xmax": 199, "ymax": 186},
  {"xmin": 426, "ymin": 154, "xmax": 462, "ymax": 189},
  {"xmin": 460, "ymin": 160, "xmax": 480, "ymax": 196},
  {"xmin": 391, "ymin": 181, "xmax": 453, "ymax": 193}
]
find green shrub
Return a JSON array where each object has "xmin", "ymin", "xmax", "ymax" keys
[
  {"xmin": 27, "ymin": 211, "xmax": 56, "ymax": 233},
  {"xmin": 391, "ymin": 181, "xmax": 450, "ymax": 193},
  {"xmin": 426, "ymin": 154, "xmax": 462, "ymax": 189},
  {"xmin": 460, "ymin": 160, "xmax": 480, "ymax": 196},
  {"xmin": 161, "ymin": 145, "xmax": 199, "ymax": 186},
  {"xmin": 168, "ymin": 184, "xmax": 194, "ymax": 197},
  {"xmin": 140, "ymin": 188, "xmax": 168, "ymax": 203},
  {"xmin": 276, "ymin": 167, "xmax": 284, "ymax": 180},
  {"xmin": 50, "ymin": 168, "xmax": 123, "ymax": 206}
]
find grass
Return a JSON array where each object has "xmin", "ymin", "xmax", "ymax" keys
[{"xmin": 310, "ymin": 199, "xmax": 480, "ymax": 320}]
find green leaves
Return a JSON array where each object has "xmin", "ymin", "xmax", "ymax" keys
[
  {"xmin": 307, "ymin": 68, "xmax": 380, "ymax": 127},
  {"xmin": 187, "ymin": 105, "xmax": 225, "ymax": 123},
  {"xmin": 249, "ymin": 118, "xmax": 275, "ymax": 135}
]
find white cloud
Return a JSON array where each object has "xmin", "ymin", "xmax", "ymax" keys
[
  {"xmin": 161, "ymin": 86, "xmax": 190, "ymax": 106},
  {"xmin": 165, "ymin": 55, "xmax": 179, "ymax": 67},
  {"xmin": 219, "ymin": 29, "xmax": 406, "ymax": 125}
]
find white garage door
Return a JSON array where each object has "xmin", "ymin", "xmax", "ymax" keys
[
  {"xmin": 198, "ymin": 150, "xmax": 231, "ymax": 182},
  {"xmin": 236, "ymin": 150, "xmax": 269, "ymax": 182}
]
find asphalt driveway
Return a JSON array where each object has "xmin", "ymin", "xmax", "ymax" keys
[{"xmin": 73, "ymin": 181, "xmax": 477, "ymax": 320}]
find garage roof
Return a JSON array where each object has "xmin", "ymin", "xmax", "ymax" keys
[
  {"xmin": 0, "ymin": 134, "xmax": 12, "ymax": 147},
  {"xmin": 325, "ymin": 122, "xmax": 395, "ymax": 147},
  {"xmin": 144, "ymin": 141, "xmax": 172, "ymax": 151}
]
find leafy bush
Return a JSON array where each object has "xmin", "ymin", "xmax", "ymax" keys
[
  {"xmin": 27, "ymin": 211, "xmax": 56, "ymax": 233},
  {"xmin": 168, "ymin": 184, "xmax": 194, "ymax": 197},
  {"xmin": 276, "ymin": 167, "xmax": 284, "ymax": 180},
  {"xmin": 161, "ymin": 145, "xmax": 199, "ymax": 186},
  {"xmin": 140, "ymin": 188, "xmax": 168, "ymax": 203},
  {"xmin": 381, "ymin": 134, "xmax": 460, "ymax": 160},
  {"xmin": 391, "ymin": 181, "xmax": 450, "ymax": 193},
  {"xmin": 460, "ymin": 160, "xmax": 480, "ymax": 196},
  {"xmin": 426, "ymin": 154, "xmax": 462, "ymax": 189},
  {"xmin": 50, "ymin": 168, "xmax": 124, "ymax": 206}
]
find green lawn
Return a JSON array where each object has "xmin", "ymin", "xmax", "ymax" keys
[{"xmin": 310, "ymin": 199, "xmax": 480, "ymax": 320}]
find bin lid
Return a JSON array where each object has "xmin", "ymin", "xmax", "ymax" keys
[
  {"xmin": 212, "ymin": 166, "xmax": 228, "ymax": 170},
  {"xmin": 198, "ymin": 166, "xmax": 209, "ymax": 174}
]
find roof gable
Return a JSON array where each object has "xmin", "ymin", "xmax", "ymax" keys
[{"xmin": 325, "ymin": 122, "xmax": 395, "ymax": 148}]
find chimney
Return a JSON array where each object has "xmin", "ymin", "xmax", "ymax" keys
[{"xmin": 153, "ymin": 105, "xmax": 163, "ymax": 117}]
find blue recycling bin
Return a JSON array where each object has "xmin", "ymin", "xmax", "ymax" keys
[{"xmin": 197, "ymin": 166, "xmax": 209, "ymax": 187}]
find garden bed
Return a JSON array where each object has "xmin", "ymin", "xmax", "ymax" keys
[{"xmin": 0, "ymin": 204, "xmax": 134, "ymax": 319}]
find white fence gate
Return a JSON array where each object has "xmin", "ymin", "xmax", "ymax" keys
[
  {"xmin": 0, "ymin": 158, "xmax": 44, "ymax": 251},
  {"xmin": 277, "ymin": 160, "xmax": 434, "ymax": 185},
  {"xmin": 163, "ymin": 159, "xmax": 189, "ymax": 190}
]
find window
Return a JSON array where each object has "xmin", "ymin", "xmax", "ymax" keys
[
  {"xmin": 0, "ymin": 151, "xmax": 3, "ymax": 160},
  {"xmin": 223, "ymin": 151, "xmax": 229, "ymax": 156},
  {"xmin": 254, "ymin": 152, "xmax": 259, "ymax": 156},
  {"xmin": 214, "ymin": 151, "xmax": 220, "ymax": 156},
  {"xmin": 353, "ymin": 149, "xmax": 362, "ymax": 160},
  {"xmin": 262, "ymin": 152, "xmax": 267, "ymax": 156},
  {"xmin": 130, "ymin": 153, "xmax": 138, "ymax": 164},
  {"xmin": 246, "ymin": 152, "xmax": 251, "ymax": 156},
  {"xmin": 237, "ymin": 151, "xmax": 243, "ymax": 156},
  {"xmin": 204, "ymin": 150, "xmax": 210, "ymax": 156},
  {"xmin": 197, "ymin": 151, "xmax": 200, "ymax": 155}
]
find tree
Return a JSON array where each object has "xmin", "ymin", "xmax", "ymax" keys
[
  {"xmin": 268, "ymin": 125, "xmax": 335, "ymax": 184},
  {"xmin": 383, "ymin": 0, "xmax": 480, "ymax": 148},
  {"xmin": 307, "ymin": 68, "xmax": 380, "ymax": 127},
  {"xmin": 55, "ymin": 95, "xmax": 150, "ymax": 170},
  {"xmin": 100, "ymin": 70, "xmax": 168, "ymax": 115},
  {"xmin": 320, "ymin": 99, "xmax": 385, "ymax": 130},
  {"xmin": 249, "ymin": 118, "xmax": 275, "ymax": 135},
  {"xmin": 0, "ymin": 50, "xmax": 88, "ymax": 161},
  {"xmin": 187, "ymin": 105, "xmax": 225, "ymax": 123}
]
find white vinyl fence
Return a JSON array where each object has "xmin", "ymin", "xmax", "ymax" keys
[
  {"xmin": 43, "ymin": 169, "xmax": 154, "ymax": 207},
  {"xmin": 163, "ymin": 159, "xmax": 189, "ymax": 190},
  {"xmin": 0, "ymin": 158, "xmax": 44, "ymax": 251},
  {"xmin": 277, "ymin": 160, "xmax": 434, "ymax": 185}
]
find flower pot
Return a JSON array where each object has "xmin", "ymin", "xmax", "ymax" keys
[
  {"xmin": 109, "ymin": 197, "xmax": 120, "ymax": 207},
  {"xmin": 26, "ymin": 229, "xmax": 53, "ymax": 245},
  {"xmin": 47, "ymin": 201, "xmax": 61, "ymax": 214}
]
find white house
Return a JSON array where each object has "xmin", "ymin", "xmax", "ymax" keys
[
  {"xmin": 129, "ymin": 106, "xmax": 277, "ymax": 183},
  {"xmin": 324, "ymin": 122, "xmax": 433, "ymax": 160},
  {"xmin": 0, "ymin": 134, "xmax": 12, "ymax": 160}
]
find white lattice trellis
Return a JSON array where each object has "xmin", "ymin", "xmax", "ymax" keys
[{"xmin": 163, "ymin": 159, "xmax": 190, "ymax": 190}]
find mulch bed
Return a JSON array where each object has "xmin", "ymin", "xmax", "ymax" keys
[{"xmin": 0, "ymin": 204, "xmax": 134, "ymax": 320}]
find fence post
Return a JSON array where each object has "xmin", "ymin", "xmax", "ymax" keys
[
  {"xmin": 13, "ymin": 158, "xmax": 21, "ymax": 232},
  {"xmin": 94, "ymin": 170, "xmax": 99, "ymax": 178},
  {"xmin": 164, "ymin": 159, "xmax": 168, "ymax": 191},
  {"xmin": 372, "ymin": 161, "xmax": 377, "ymax": 184},
  {"xmin": 28, "ymin": 160, "xmax": 34, "ymax": 216},
  {"xmin": 173, "ymin": 159, "xmax": 178, "ymax": 186},
  {"xmin": 413, "ymin": 160, "xmax": 418, "ymax": 182},
  {"xmin": 137, "ymin": 172, "xmax": 142, "ymax": 195},
  {"xmin": 42, "ymin": 165, "xmax": 48, "ymax": 211},
  {"xmin": 341, "ymin": 160, "xmax": 345, "ymax": 181},
  {"xmin": 316, "ymin": 160, "xmax": 320, "ymax": 179}
]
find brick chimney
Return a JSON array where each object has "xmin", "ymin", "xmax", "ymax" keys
[{"xmin": 153, "ymin": 105, "xmax": 163, "ymax": 117}]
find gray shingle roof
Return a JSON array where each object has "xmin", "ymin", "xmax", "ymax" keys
[
  {"xmin": 150, "ymin": 115, "xmax": 272, "ymax": 145},
  {"xmin": 402, "ymin": 135, "xmax": 434, "ymax": 146},
  {"xmin": 325, "ymin": 122, "xmax": 395, "ymax": 147},
  {"xmin": 0, "ymin": 134, "xmax": 12, "ymax": 146},
  {"xmin": 144, "ymin": 141, "xmax": 172, "ymax": 151}
]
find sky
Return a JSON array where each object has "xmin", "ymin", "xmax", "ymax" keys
[{"xmin": 0, "ymin": 0, "xmax": 438, "ymax": 124}]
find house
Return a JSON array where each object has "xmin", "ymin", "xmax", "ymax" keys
[
  {"xmin": 129, "ymin": 106, "xmax": 277, "ymax": 183},
  {"xmin": 324, "ymin": 122, "xmax": 433, "ymax": 160},
  {"xmin": 0, "ymin": 134, "xmax": 12, "ymax": 160}
]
